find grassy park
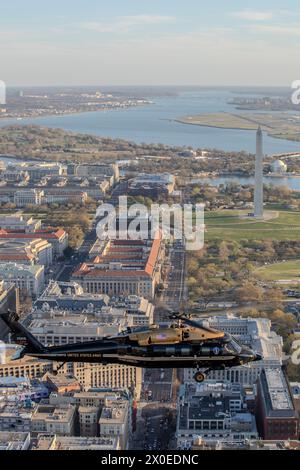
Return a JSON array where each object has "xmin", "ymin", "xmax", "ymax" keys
[
  {"xmin": 254, "ymin": 260, "xmax": 300, "ymax": 281},
  {"xmin": 176, "ymin": 112, "xmax": 300, "ymax": 142},
  {"xmin": 204, "ymin": 210, "xmax": 300, "ymax": 241}
]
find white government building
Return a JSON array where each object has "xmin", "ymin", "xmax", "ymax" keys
[
  {"xmin": 0, "ymin": 262, "xmax": 45, "ymax": 297},
  {"xmin": 184, "ymin": 314, "xmax": 283, "ymax": 385}
]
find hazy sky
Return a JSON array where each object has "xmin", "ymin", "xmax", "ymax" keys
[{"xmin": 1, "ymin": 0, "xmax": 300, "ymax": 86}]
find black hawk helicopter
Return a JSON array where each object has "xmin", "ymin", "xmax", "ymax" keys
[{"xmin": 0, "ymin": 310, "xmax": 261, "ymax": 382}]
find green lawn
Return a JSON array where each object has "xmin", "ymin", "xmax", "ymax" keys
[
  {"xmin": 255, "ymin": 260, "xmax": 300, "ymax": 281},
  {"xmin": 204, "ymin": 210, "xmax": 300, "ymax": 241}
]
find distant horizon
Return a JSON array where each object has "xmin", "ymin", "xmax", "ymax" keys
[{"xmin": 6, "ymin": 84, "xmax": 293, "ymax": 89}]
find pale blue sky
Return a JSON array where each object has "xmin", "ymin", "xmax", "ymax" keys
[{"xmin": 1, "ymin": 0, "xmax": 300, "ymax": 86}]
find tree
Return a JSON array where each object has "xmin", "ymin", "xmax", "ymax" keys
[
  {"xmin": 68, "ymin": 226, "xmax": 84, "ymax": 249},
  {"xmin": 235, "ymin": 282, "xmax": 264, "ymax": 303},
  {"xmin": 219, "ymin": 241, "xmax": 230, "ymax": 263},
  {"xmin": 186, "ymin": 258, "xmax": 199, "ymax": 275},
  {"xmin": 287, "ymin": 363, "xmax": 300, "ymax": 381}
]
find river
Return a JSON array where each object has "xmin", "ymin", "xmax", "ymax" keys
[
  {"xmin": 191, "ymin": 175, "xmax": 300, "ymax": 191},
  {"xmin": 0, "ymin": 88, "xmax": 300, "ymax": 154}
]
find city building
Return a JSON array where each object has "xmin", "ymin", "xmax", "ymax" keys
[
  {"xmin": 107, "ymin": 294, "xmax": 154, "ymax": 326},
  {"xmin": 44, "ymin": 179, "xmax": 110, "ymax": 199},
  {"xmin": 0, "ymin": 431, "xmax": 31, "ymax": 450},
  {"xmin": 191, "ymin": 437, "xmax": 300, "ymax": 451},
  {"xmin": 0, "ymin": 345, "xmax": 53, "ymax": 379},
  {"xmin": 176, "ymin": 381, "xmax": 258, "ymax": 449},
  {"xmin": 270, "ymin": 159, "xmax": 287, "ymax": 174},
  {"xmin": 68, "ymin": 363, "xmax": 142, "ymax": 399},
  {"xmin": 0, "ymin": 215, "xmax": 41, "ymax": 233},
  {"xmin": 1, "ymin": 166, "xmax": 29, "ymax": 183},
  {"xmin": 75, "ymin": 163, "xmax": 120, "ymax": 185},
  {"xmin": 290, "ymin": 382, "xmax": 300, "ymax": 426},
  {"xmin": 256, "ymin": 368, "xmax": 299, "ymax": 440},
  {"xmin": 43, "ymin": 373, "xmax": 81, "ymax": 394},
  {"xmin": 19, "ymin": 163, "xmax": 64, "ymax": 180},
  {"xmin": 184, "ymin": 314, "xmax": 283, "ymax": 385},
  {"xmin": 27, "ymin": 307, "xmax": 149, "ymax": 346},
  {"xmin": 34, "ymin": 434, "xmax": 120, "ymax": 450},
  {"xmin": 0, "ymin": 238, "xmax": 53, "ymax": 266},
  {"xmin": 0, "ymin": 376, "xmax": 49, "ymax": 403},
  {"xmin": 72, "ymin": 237, "xmax": 164, "ymax": 299},
  {"xmin": 73, "ymin": 389, "xmax": 130, "ymax": 408},
  {"xmin": 14, "ymin": 189, "xmax": 44, "ymax": 207},
  {"xmin": 78, "ymin": 406, "xmax": 100, "ymax": 437},
  {"xmin": 34, "ymin": 281, "xmax": 109, "ymax": 311},
  {"xmin": 0, "ymin": 263, "xmax": 45, "ymax": 297},
  {"xmin": 0, "ymin": 179, "xmax": 111, "ymax": 205},
  {"xmin": 0, "ymin": 228, "xmax": 69, "ymax": 258},
  {"xmin": 0, "ymin": 402, "xmax": 32, "ymax": 433},
  {"xmin": 48, "ymin": 387, "xmax": 132, "ymax": 443},
  {"xmin": 43, "ymin": 190, "xmax": 88, "ymax": 205},
  {"xmin": 98, "ymin": 396, "xmax": 130, "ymax": 449},
  {"xmin": 27, "ymin": 313, "xmax": 123, "ymax": 345},
  {"xmin": 31, "ymin": 404, "xmax": 76, "ymax": 436},
  {"xmin": 254, "ymin": 126, "xmax": 264, "ymax": 219},
  {"xmin": 127, "ymin": 173, "xmax": 175, "ymax": 198},
  {"xmin": 34, "ymin": 228, "xmax": 68, "ymax": 257},
  {"xmin": 0, "ymin": 345, "xmax": 142, "ymax": 400},
  {"xmin": 33, "ymin": 283, "xmax": 154, "ymax": 325}
]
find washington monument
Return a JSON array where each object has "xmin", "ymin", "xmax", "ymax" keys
[{"xmin": 254, "ymin": 126, "xmax": 264, "ymax": 218}]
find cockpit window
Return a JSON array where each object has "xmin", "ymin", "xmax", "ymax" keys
[
  {"xmin": 128, "ymin": 327, "xmax": 150, "ymax": 333},
  {"xmin": 229, "ymin": 338, "xmax": 242, "ymax": 354}
]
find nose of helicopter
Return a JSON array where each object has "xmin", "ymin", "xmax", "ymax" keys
[
  {"xmin": 253, "ymin": 352, "xmax": 262, "ymax": 362},
  {"xmin": 241, "ymin": 348, "xmax": 262, "ymax": 363}
]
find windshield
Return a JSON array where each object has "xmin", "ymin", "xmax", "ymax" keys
[{"xmin": 229, "ymin": 338, "xmax": 242, "ymax": 354}]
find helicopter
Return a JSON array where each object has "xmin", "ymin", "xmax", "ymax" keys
[{"xmin": 0, "ymin": 310, "xmax": 262, "ymax": 383}]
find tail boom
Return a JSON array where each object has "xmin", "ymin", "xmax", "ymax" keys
[{"xmin": 0, "ymin": 311, "xmax": 46, "ymax": 359}]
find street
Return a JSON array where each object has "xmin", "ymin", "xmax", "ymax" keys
[
  {"xmin": 162, "ymin": 241, "xmax": 186, "ymax": 310},
  {"xmin": 55, "ymin": 228, "xmax": 97, "ymax": 282},
  {"xmin": 143, "ymin": 368, "xmax": 174, "ymax": 402},
  {"xmin": 131, "ymin": 404, "xmax": 177, "ymax": 450}
]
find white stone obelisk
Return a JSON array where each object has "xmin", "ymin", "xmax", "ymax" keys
[{"xmin": 254, "ymin": 126, "xmax": 264, "ymax": 218}]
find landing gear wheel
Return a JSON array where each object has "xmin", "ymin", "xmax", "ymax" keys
[{"xmin": 194, "ymin": 371, "xmax": 206, "ymax": 383}]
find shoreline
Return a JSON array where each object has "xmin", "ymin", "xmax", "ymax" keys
[
  {"xmin": 0, "ymin": 102, "xmax": 153, "ymax": 122},
  {"xmin": 190, "ymin": 173, "xmax": 300, "ymax": 180},
  {"xmin": 173, "ymin": 118, "xmax": 300, "ymax": 144}
]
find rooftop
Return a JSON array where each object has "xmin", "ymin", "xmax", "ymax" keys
[
  {"xmin": 73, "ymin": 236, "xmax": 161, "ymax": 279},
  {"xmin": 28, "ymin": 313, "xmax": 122, "ymax": 337},
  {"xmin": 178, "ymin": 381, "xmax": 244, "ymax": 429},
  {"xmin": 99, "ymin": 405, "xmax": 127, "ymax": 424},
  {"xmin": 130, "ymin": 173, "xmax": 175, "ymax": 185},
  {"xmin": 0, "ymin": 228, "xmax": 66, "ymax": 240},
  {"xmin": 34, "ymin": 280, "xmax": 110, "ymax": 311},
  {"xmin": 260, "ymin": 368, "xmax": 297, "ymax": 417},
  {"xmin": 0, "ymin": 432, "xmax": 30, "ymax": 451},
  {"xmin": 35, "ymin": 434, "xmax": 120, "ymax": 450},
  {"xmin": 32, "ymin": 404, "xmax": 75, "ymax": 423},
  {"xmin": 0, "ymin": 262, "xmax": 44, "ymax": 276}
]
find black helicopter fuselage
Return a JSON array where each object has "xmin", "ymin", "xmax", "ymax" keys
[
  {"xmin": 24, "ymin": 336, "xmax": 258, "ymax": 369},
  {"xmin": 1, "ymin": 311, "xmax": 262, "ymax": 375}
]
